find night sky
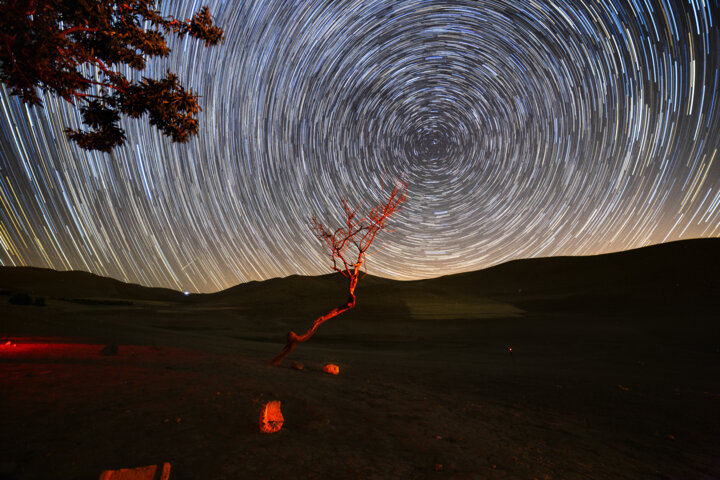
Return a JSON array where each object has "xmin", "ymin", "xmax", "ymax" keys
[{"xmin": 1, "ymin": 0, "xmax": 719, "ymax": 293}]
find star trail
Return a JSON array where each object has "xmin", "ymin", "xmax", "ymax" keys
[{"xmin": 1, "ymin": 0, "xmax": 719, "ymax": 293}]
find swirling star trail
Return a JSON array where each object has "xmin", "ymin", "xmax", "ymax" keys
[{"xmin": 1, "ymin": 0, "xmax": 719, "ymax": 293}]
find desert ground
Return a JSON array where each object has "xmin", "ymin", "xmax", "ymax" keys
[{"xmin": 1, "ymin": 238, "xmax": 719, "ymax": 479}]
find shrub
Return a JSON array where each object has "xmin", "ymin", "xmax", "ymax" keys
[{"xmin": 9, "ymin": 293, "xmax": 32, "ymax": 305}]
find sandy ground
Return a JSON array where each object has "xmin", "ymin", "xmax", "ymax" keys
[{"xmin": 1, "ymin": 282, "xmax": 719, "ymax": 479}]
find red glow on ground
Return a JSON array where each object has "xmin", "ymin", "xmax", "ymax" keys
[{"xmin": 0, "ymin": 337, "xmax": 104, "ymax": 358}]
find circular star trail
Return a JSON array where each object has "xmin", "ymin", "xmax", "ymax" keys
[{"xmin": 1, "ymin": 0, "xmax": 719, "ymax": 293}]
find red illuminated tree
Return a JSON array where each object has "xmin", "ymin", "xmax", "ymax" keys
[
  {"xmin": 0, "ymin": 0, "xmax": 223, "ymax": 152},
  {"xmin": 270, "ymin": 180, "xmax": 407, "ymax": 365}
]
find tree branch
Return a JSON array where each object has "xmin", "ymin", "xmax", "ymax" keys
[{"xmin": 270, "ymin": 179, "xmax": 407, "ymax": 365}]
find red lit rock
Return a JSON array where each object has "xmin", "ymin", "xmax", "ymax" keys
[
  {"xmin": 259, "ymin": 400, "xmax": 283, "ymax": 433},
  {"xmin": 323, "ymin": 364, "xmax": 340, "ymax": 375}
]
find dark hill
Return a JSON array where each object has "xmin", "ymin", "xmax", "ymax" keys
[
  {"xmin": 0, "ymin": 266, "xmax": 183, "ymax": 302},
  {"xmin": 411, "ymin": 237, "xmax": 720, "ymax": 313},
  {"xmin": 1, "ymin": 238, "xmax": 718, "ymax": 316}
]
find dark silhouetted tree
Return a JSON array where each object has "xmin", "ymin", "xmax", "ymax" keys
[
  {"xmin": 270, "ymin": 180, "xmax": 407, "ymax": 365},
  {"xmin": 0, "ymin": 0, "xmax": 223, "ymax": 152}
]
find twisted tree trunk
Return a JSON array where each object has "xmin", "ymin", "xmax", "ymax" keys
[{"xmin": 270, "ymin": 271, "xmax": 359, "ymax": 365}]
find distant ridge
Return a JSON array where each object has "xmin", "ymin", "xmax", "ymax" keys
[
  {"xmin": 0, "ymin": 266, "xmax": 183, "ymax": 301},
  {"xmin": 416, "ymin": 237, "xmax": 720, "ymax": 313},
  {"xmin": 423, "ymin": 237, "xmax": 719, "ymax": 290},
  {"xmin": 1, "ymin": 238, "xmax": 718, "ymax": 314}
]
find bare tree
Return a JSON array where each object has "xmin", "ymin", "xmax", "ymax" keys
[{"xmin": 270, "ymin": 180, "xmax": 407, "ymax": 365}]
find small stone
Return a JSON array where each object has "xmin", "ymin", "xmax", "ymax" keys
[
  {"xmin": 290, "ymin": 361, "xmax": 304, "ymax": 370},
  {"xmin": 323, "ymin": 364, "xmax": 340, "ymax": 375},
  {"xmin": 100, "ymin": 341, "xmax": 118, "ymax": 356},
  {"xmin": 259, "ymin": 400, "xmax": 283, "ymax": 433}
]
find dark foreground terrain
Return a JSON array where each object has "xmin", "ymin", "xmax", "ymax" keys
[{"xmin": 1, "ymin": 239, "xmax": 719, "ymax": 479}]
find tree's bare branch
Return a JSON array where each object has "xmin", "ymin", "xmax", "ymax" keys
[{"xmin": 270, "ymin": 179, "xmax": 407, "ymax": 365}]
